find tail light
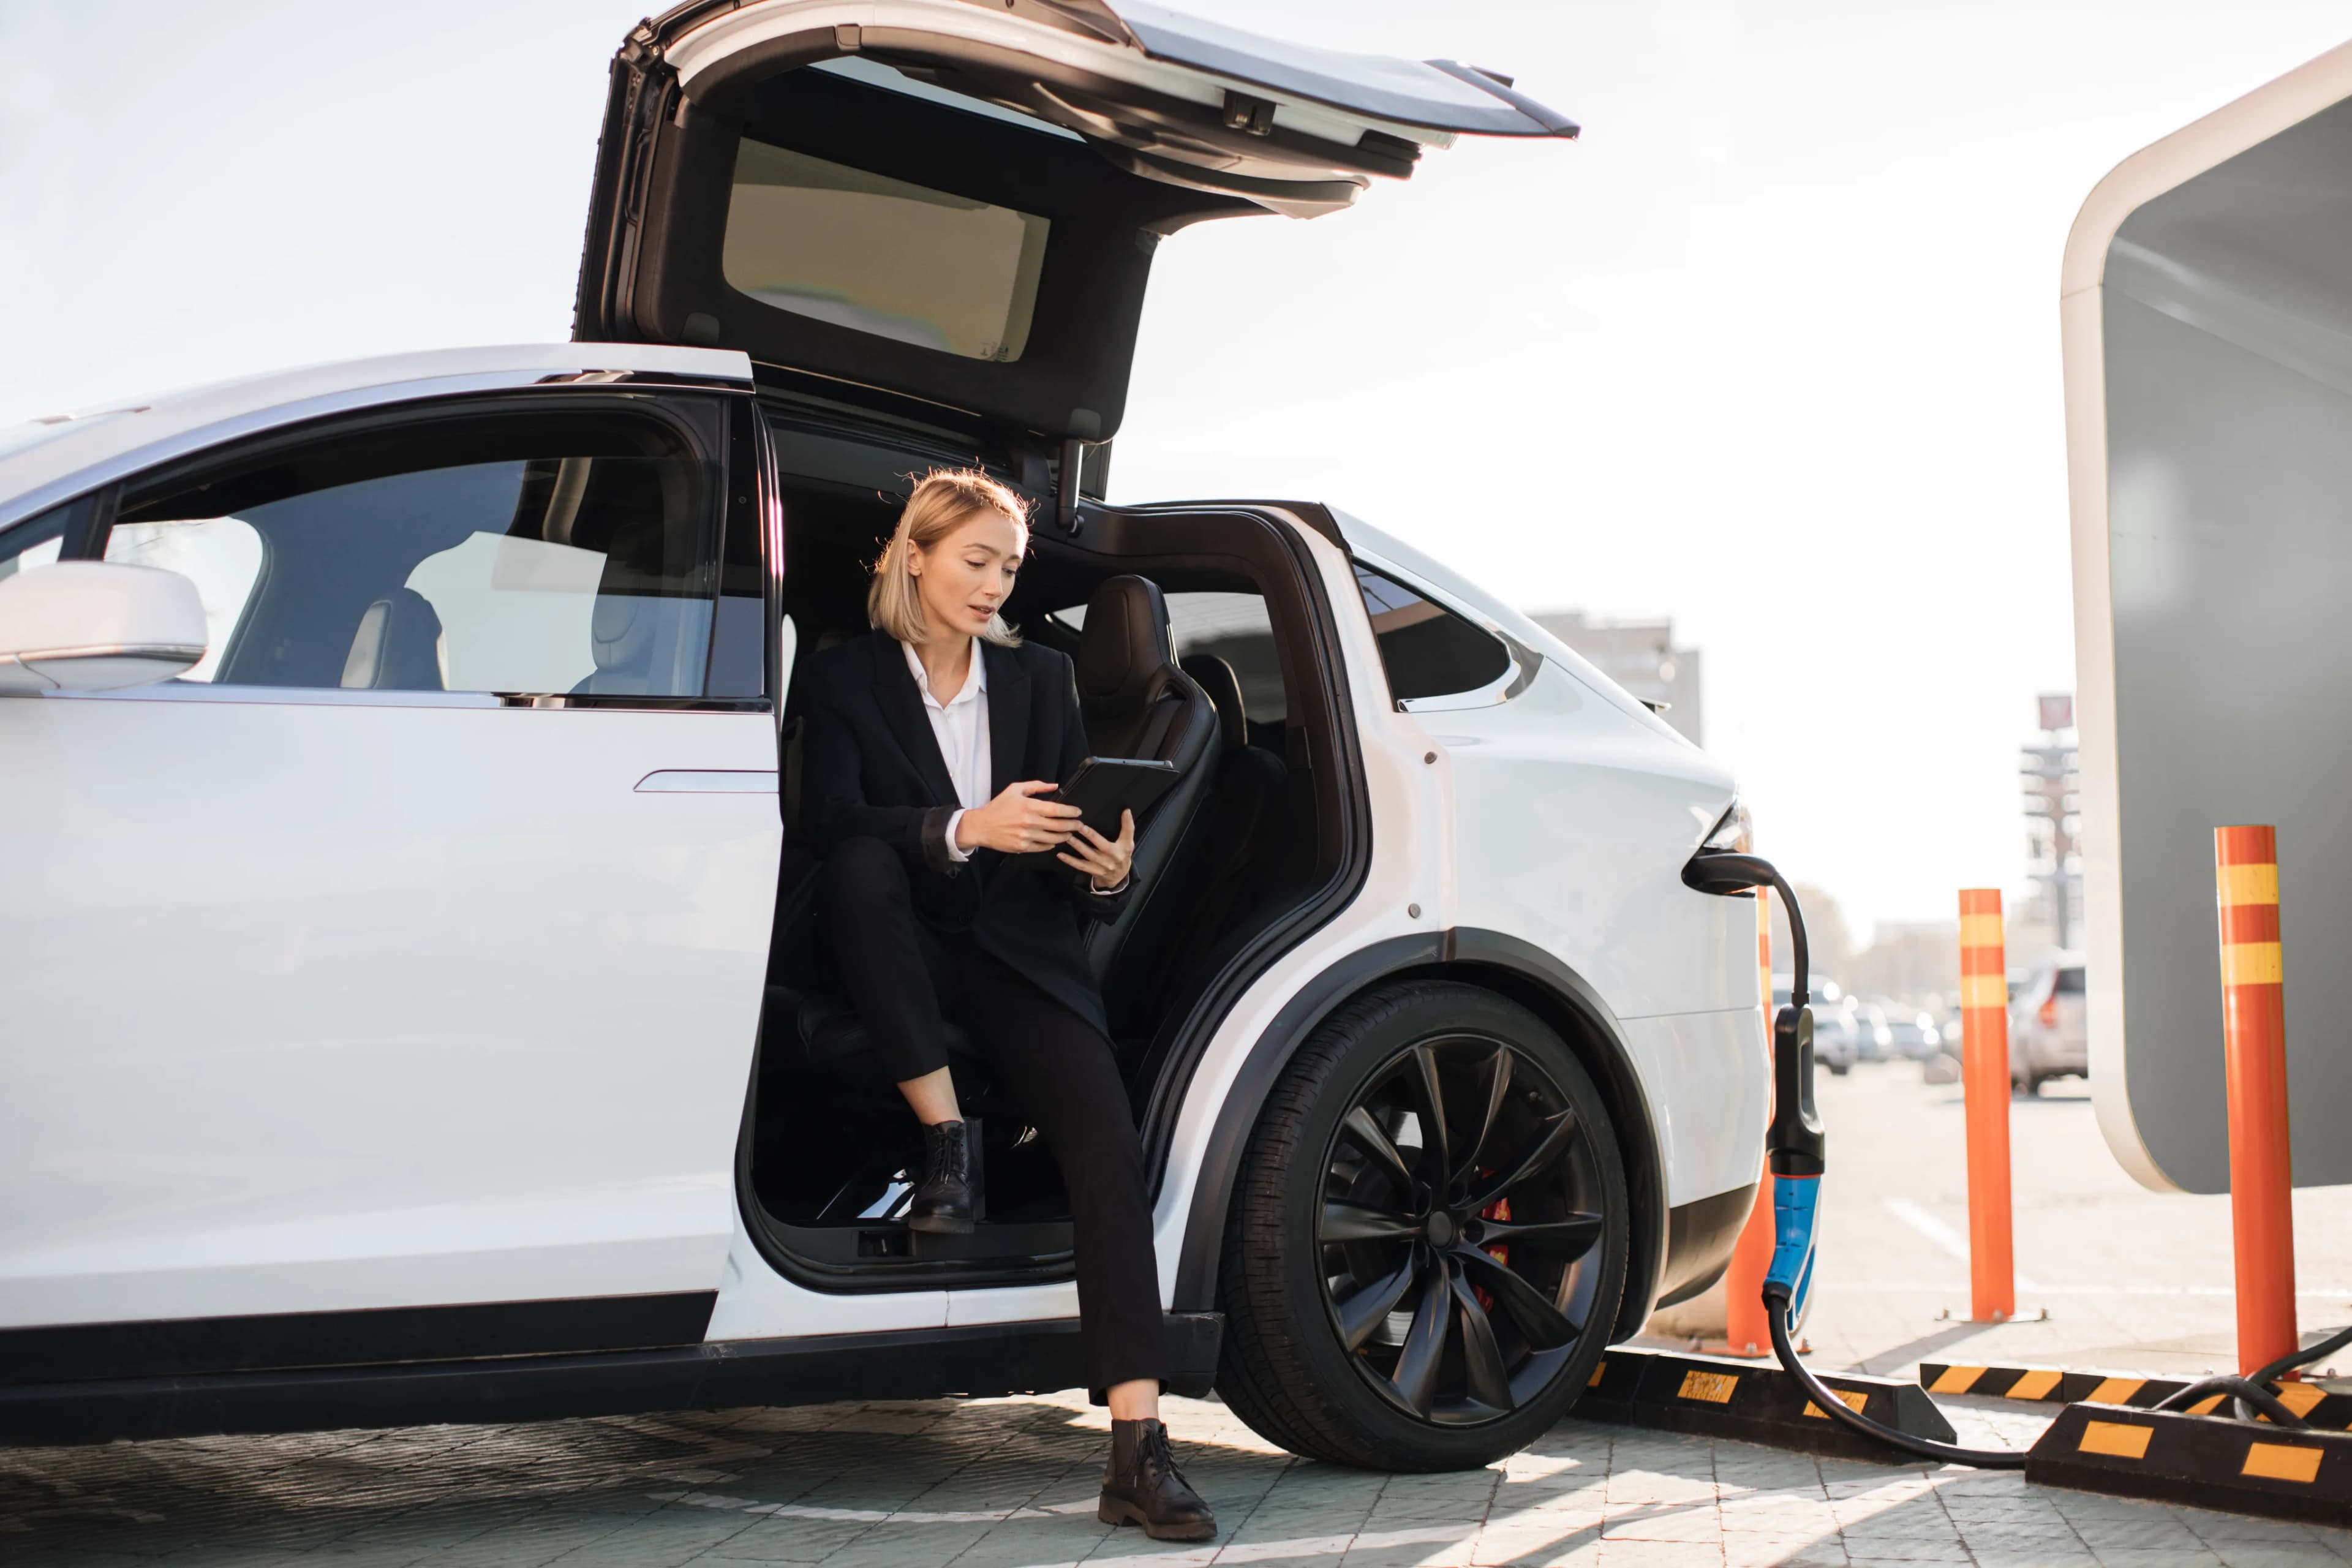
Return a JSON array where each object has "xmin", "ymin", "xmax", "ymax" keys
[{"xmin": 2037, "ymin": 997, "xmax": 2057, "ymax": 1030}]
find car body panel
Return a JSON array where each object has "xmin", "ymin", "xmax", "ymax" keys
[
  {"xmin": 0, "ymin": 693, "xmax": 779, "ymax": 1329},
  {"xmin": 1615, "ymin": 1011, "xmax": 1770, "ymax": 1208}
]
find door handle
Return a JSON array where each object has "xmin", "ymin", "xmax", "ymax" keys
[{"xmin": 633, "ymin": 771, "xmax": 778, "ymax": 794}]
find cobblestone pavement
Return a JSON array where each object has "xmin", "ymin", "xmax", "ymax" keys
[
  {"xmin": 9, "ymin": 1066, "xmax": 2352, "ymax": 1565},
  {"xmin": 6, "ymin": 1390, "xmax": 2350, "ymax": 1566}
]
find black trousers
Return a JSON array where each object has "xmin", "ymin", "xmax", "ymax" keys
[{"xmin": 826, "ymin": 836, "xmax": 1166, "ymax": 1401}]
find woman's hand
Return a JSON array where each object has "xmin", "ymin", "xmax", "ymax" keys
[
  {"xmin": 956, "ymin": 780, "xmax": 1084, "ymax": 854},
  {"xmin": 1060, "ymin": 809, "xmax": 1136, "ymax": 891}
]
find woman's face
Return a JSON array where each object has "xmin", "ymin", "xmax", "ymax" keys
[{"xmin": 908, "ymin": 507, "xmax": 1024, "ymax": 641}]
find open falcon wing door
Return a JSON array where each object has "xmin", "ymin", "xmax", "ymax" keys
[
  {"xmin": 2063, "ymin": 40, "xmax": 2352, "ymax": 1194},
  {"xmin": 575, "ymin": 0, "xmax": 1574, "ymax": 441}
]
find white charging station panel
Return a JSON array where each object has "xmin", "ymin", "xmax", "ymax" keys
[{"xmin": 2065, "ymin": 42, "xmax": 2352, "ymax": 1193}]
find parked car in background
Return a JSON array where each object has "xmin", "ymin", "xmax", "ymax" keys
[
  {"xmin": 1847, "ymin": 1002, "xmax": 1895, "ymax": 1063},
  {"xmin": 2010, "ymin": 956, "xmax": 2088, "ymax": 1093},
  {"xmin": 1775, "ymin": 976, "xmax": 1856, "ymax": 1075},
  {"xmin": 1882, "ymin": 1008, "xmax": 1945, "ymax": 1060}
]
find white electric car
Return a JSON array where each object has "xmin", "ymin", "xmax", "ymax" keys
[{"xmin": 0, "ymin": 0, "xmax": 1765, "ymax": 1470}]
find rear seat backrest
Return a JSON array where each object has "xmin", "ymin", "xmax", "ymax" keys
[{"xmin": 1073, "ymin": 576, "xmax": 1218, "ymax": 995}]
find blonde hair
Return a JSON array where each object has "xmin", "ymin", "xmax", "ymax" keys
[{"xmin": 868, "ymin": 468, "xmax": 1031, "ymax": 647}]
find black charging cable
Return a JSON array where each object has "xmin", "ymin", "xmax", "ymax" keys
[
  {"xmin": 2151, "ymin": 1323, "xmax": 2352, "ymax": 1426},
  {"xmin": 1686, "ymin": 848, "xmax": 2343, "ymax": 1466},
  {"xmin": 1690, "ymin": 850, "xmax": 2026, "ymax": 1468}
]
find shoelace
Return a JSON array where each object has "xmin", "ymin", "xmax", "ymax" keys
[
  {"xmin": 1140, "ymin": 1426, "xmax": 1191, "ymax": 1491},
  {"xmin": 923, "ymin": 1126, "xmax": 969, "ymax": 1183}
]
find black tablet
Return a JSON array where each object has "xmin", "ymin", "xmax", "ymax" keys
[{"xmin": 1050, "ymin": 756, "xmax": 1180, "ymax": 843}]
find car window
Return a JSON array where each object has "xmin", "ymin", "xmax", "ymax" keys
[
  {"xmin": 1352, "ymin": 564, "xmax": 1511, "ymax": 703},
  {"xmin": 0, "ymin": 504, "xmax": 69, "ymax": 580},
  {"xmin": 1166, "ymin": 591, "xmax": 1287, "ymax": 725},
  {"xmin": 2056, "ymin": 967, "xmax": 2085, "ymax": 995},
  {"xmin": 107, "ymin": 409, "xmax": 722, "ymax": 697},
  {"xmin": 1055, "ymin": 590, "xmax": 1289, "ymax": 725},
  {"xmin": 723, "ymin": 138, "xmax": 1049, "ymax": 363}
]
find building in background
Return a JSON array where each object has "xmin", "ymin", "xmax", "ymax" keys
[
  {"xmin": 1847, "ymin": 920, "xmax": 1961, "ymax": 1007},
  {"xmin": 1529, "ymin": 611, "xmax": 1702, "ymax": 745},
  {"xmin": 2015, "ymin": 692, "xmax": 2082, "ymax": 960}
]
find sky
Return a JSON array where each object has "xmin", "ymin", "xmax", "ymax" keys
[{"xmin": 4, "ymin": 0, "xmax": 2348, "ymax": 938}]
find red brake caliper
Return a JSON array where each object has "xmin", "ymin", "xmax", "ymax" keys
[{"xmin": 1473, "ymin": 1179, "xmax": 1511, "ymax": 1311}]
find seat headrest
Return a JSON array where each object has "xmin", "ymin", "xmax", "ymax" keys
[
  {"xmin": 1180, "ymin": 654, "xmax": 1246, "ymax": 752},
  {"xmin": 1076, "ymin": 575, "xmax": 1175, "ymax": 716},
  {"xmin": 341, "ymin": 587, "xmax": 445, "ymax": 691}
]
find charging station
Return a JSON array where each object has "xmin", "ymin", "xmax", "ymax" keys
[{"xmin": 2064, "ymin": 40, "xmax": 2352, "ymax": 1195}]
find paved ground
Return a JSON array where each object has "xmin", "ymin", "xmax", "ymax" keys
[
  {"xmin": 7, "ymin": 1065, "xmax": 2351, "ymax": 1566},
  {"xmin": 1779, "ymin": 1067, "xmax": 2352, "ymax": 1384}
]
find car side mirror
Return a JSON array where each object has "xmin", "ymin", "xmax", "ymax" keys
[{"xmin": 0, "ymin": 561, "xmax": 207, "ymax": 694}]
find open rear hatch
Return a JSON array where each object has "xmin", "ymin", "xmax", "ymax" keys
[{"xmin": 576, "ymin": 0, "xmax": 1574, "ymax": 440}]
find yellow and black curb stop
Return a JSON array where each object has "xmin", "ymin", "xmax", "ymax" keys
[
  {"xmin": 2026, "ymin": 1402, "xmax": 2352, "ymax": 1526},
  {"xmin": 1575, "ymin": 1349, "xmax": 1956, "ymax": 1464},
  {"xmin": 1921, "ymin": 1362, "xmax": 2352, "ymax": 1429}
]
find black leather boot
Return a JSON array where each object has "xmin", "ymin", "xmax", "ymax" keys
[
  {"xmin": 1098, "ymin": 1417, "xmax": 1216, "ymax": 1542},
  {"xmin": 907, "ymin": 1118, "xmax": 977, "ymax": 1234}
]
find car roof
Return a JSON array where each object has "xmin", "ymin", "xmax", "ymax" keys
[{"xmin": 0, "ymin": 343, "xmax": 753, "ymax": 532}]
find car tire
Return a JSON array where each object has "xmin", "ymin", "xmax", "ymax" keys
[
  {"xmin": 1827, "ymin": 1060, "xmax": 1850, "ymax": 1077},
  {"xmin": 1215, "ymin": 981, "xmax": 1630, "ymax": 1471}
]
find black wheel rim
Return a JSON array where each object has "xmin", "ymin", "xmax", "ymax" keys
[{"xmin": 1316, "ymin": 1033, "xmax": 1607, "ymax": 1426}]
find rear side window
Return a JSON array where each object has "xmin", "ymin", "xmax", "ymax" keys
[
  {"xmin": 2056, "ymin": 968, "xmax": 2086, "ymax": 995},
  {"xmin": 1352, "ymin": 564, "xmax": 1511, "ymax": 703},
  {"xmin": 109, "ymin": 409, "xmax": 723, "ymax": 697},
  {"xmin": 1167, "ymin": 591, "xmax": 1286, "ymax": 725},
  {"xmin": 723, "ymin": 140, "xmax": 1049, "ymax": 363},
  {"xmin": 1054, "ymin": 590, "xmax": 1288, "ymax": 725}
]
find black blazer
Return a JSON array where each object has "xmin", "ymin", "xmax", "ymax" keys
[{"xmin": 802, "ymin": 630, "xmax": 1129, "ymax": 1034}]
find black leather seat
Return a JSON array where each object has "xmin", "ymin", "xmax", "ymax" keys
[
  {"xmin": 1072, "ymin": 577, "xmax": 1219, "ymax": 995},
  {"xmin": 1115, "ymin": 655, "xmax": 1290, "ymax": 1028},
  {"xmin": 1185, "ymin": 653, "xmax": 1248, "ymax": 755}
]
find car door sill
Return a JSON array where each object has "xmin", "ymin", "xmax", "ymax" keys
[{"xmin": 0, "ymin": 1314, "xmax": 1224, "ymax": 1447}]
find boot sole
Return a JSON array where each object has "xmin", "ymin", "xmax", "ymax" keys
[
  {"xmin": 1098, "ymin": 1496, "xmax": 1215, "ymax": 1542},
  {"xmin": 905, "ymin": 1213, "xmax": 974, "ymax": 1235}
]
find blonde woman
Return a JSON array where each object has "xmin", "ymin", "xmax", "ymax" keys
[{"xmin": 800, "ymin": 469, "xmax": 1215, "ymax": 1542}]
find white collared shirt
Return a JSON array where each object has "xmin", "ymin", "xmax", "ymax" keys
[
  {"xmin": 899, "ymin": 637, "xmax": 1123, "ymax": 892},
  {"xmin": 901, "ymin": 638, "xmax": 989, "ymax": 862}
]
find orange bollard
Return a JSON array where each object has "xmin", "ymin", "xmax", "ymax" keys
[
  {"xmin": 2215, "ymin": 826, "xmax": 2298, "ymax": 1376},
  {"xmin": 1719, "ymin": 890, "xmax": 1776, "ymax": 1356},
  {"xmin": 1958, "ymin": 889, "xmax": 2015, "ymax": 1323}
]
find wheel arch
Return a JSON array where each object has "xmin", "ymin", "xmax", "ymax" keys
[{"xmin": 1170, "ymin": 927, "xmax": 1670, "ymax": 1345}]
